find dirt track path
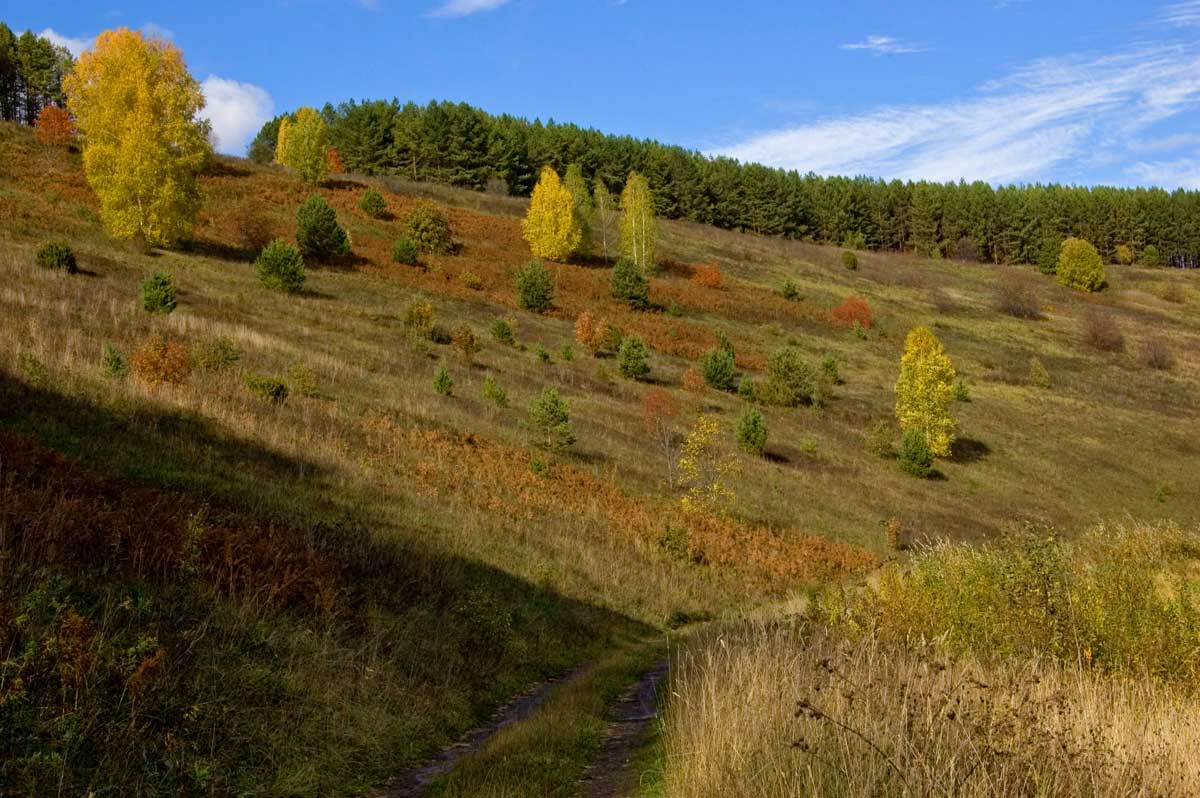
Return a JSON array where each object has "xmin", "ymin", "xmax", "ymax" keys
[
  {"xmin": 379, "ymin": 664, "xmax": 590, "ymax": 798},
  {"xmin": 581, "ymin": 660, "xmax": 669, "ymax": 798}
]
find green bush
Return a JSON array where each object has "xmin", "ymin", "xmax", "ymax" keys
[
  {"xmin": 35, "ymin": 241, "xmax": 77, "ymax": 273},
  {"xmin": 865, "ymin": 419, "xmax": 895, "ymax": 458},
  {"xmin": 758, "ymin": 346, "xmax": 816, "ymax": 407},
  {"xmin": 404, "ymin": 201, "xmax": 454, "ymax": 254},
  {"xmin": 698, "ymin": 347, "xmax": 737, "ymax": 391},
  {"xmin": 392, "ymin": 237, "xmax": 419, "ymax": 266},
  {"xmin": 490, "ymin": 317, "xmax": 516, "ymax": 346},
  {"xmin": 245, "ymin": 374, "xmax": 288, "ymax": 403},
  {"xmin": 193, "ymin": 337, "xmax": 240, "ymax": 371},
  {"xmin": 780, "ymin": 278, "xmax": 799, "ymax": 301},
  {"xmin": 1057, "ymin": 237, "xmax": 1107, "ymax": 292},
  {"xmin": 19, "ymin": 353, "xmax": 48, "ymax": 386},
  {"xmin": 737, "ymin": 377, "xmax": 758, "ymax": 402},
  {"xmin": 256, "ymin": 239, "xmax": 305, "ymax": 293},
  {"xmin": 482, "ymin": 374, "xmax": 508, "ymax": 407},
  {"xmin": 359, "ymin": 188, "xmax": 387, "ymax": 218},
  {"xmin": 102, "ymin": 343, "xmax": 127, "ymax": 379},
  {"xmin": 1037, "ymin": 236, "xmax": 1063, "ymax": 275},
  {"xmin": 535, "ymin": 344, "xmax": 551, "ymax": 363},
  {"xmin": 515, "ymin": 260, "xmax": 554, "ymax": 312},
  {"xmin": 617, "ymin": 336, "xmax": 650, "ymax": 380},
  {"xmin": 1027, "ymin": 356, "xmax": 1051, "ymax": 388},
  {"xmin": 610, "ymin": 257, "xmax": 650, "ymax": 309},
  {"xmin": 1142, "ymin": 244, "xmax": 1161, "ymax": 268},
  {"xmin": 736, "ymin": 407, "xmax": 767, "ymax": 455},
  {"xmin": 296, "ymin": 196, "xmax": 351, "ymax": 261},
  {"xmin": 433, "ymin": 364, "xmax": 454, "ymax": 396},
  {"xmin": 287, "ymin": 364, "xmax": 318, "ymax": 397},
  {"xmin": 528, "ymin": 387, "xmax": 574, "ymax": 452},
  {"xmin": 842, "ymin": 231, "xmax": 867, "ymax": 250},
  {"xmin": 139, "ymin": 272, "xmax": 176, "ymax": 314},
  {"xmin": 841, "ymin": 250, "xmax": 858, "ymax": 270},
  {"xmin": 898, "ymin": 427, "xmax": 934, "ymax": 478}
]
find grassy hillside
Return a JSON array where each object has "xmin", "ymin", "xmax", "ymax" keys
[{"xmin": 1, "ymin": 118, "xmax": 1198, "ymax": 794}]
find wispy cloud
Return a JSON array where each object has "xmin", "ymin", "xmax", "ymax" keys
[
  {"xmin": 428, "ymin": 0, "xmax": 512, "ymax": 18},
  {"xmin": 39, "ymin": 28, "xmax": 92, "ymax": 56},
  {"xmin": 1160, "ymin": 0, "xmax": 1200, "ymax": 26},
  {"xmin": 716, "ymin": 43, "xmax": 1200, "ymax": 186},
  {"xmin": 840, "ymin": 35, "xmax": 927, "ymax": 55},
  {"xmin": 1128, "ymin": 158, "xmax": 1200, "ymax": 189},
  {"xmin": 200, "ymin": 76, "xmax": 274, "ymax": 156},
  {"xmin": 140, "ymin": 22, "xmax": 175, "ymax": 40}
]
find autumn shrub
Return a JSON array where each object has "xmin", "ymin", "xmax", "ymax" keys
[
  {"xmin": 296, "ymin": 196, "xmax": 351, "ymax": 262},
  {"xmin": 233, "ymin": 204, "xmax": 273, "ymax": 254},
  {"xmin": 433, "ymin": 365, "xmax": 454, "ymax": 396},
  {"xmin": 698, "ymin": 347, "xmax": 736, "ymax": 391},
  {"xmin": 490, "ymin": 317, "xmax": 516, "ymax": 346},
  {"xmin": 1142, "ymin": 244, "xmax": 1161, "ymax": 267},
  {"xmin": 392, "ymin": 237, "xmax": 419, "ymax": 266},
  {"xmin": 1058, "ymin": 237, "xmax": 1107, "ymax": 292},
  {"xmin": 451, "ymin": 324, "xmax": 480, "ymax": 363},
  {"xmin": 35, "ymin": 105, "xmax": 75, "ymax": 146},
  {"xmin": 681, "ymin": 366, "xmax": 705, "ymax": 393},
  {"xmin": 611, "ymin": 257, "xmax": 650, "ymax": 309},
  {"xmin": 617, "ymin": 336, "xmax": 650, "ymax": 380},
  {"xmin": 1114, "ymin": 244, "xmax": 1134, "ymax": 265},
  {"xmin": 138, "ymin": 272, "xmax": 176, "ymax": 314},
  {"xmin": 515, "ymin": 260, "xmax": 554, "ymax": 312},
  {"xmin": 692, "ymin": 262, "xmax": 722, "ymax": 289},
  {"xmin": 359, "ymin": 187, "xmax": 387, "ymax": 218},
  {"xmin": 678, "ymin": 415, "xmax": 739, "ymax": 516},
  {"xmin": 102, "ymin": 343, "xmax": 127, "ymax": 379},
  {"xmin": 642, "ymin": 388, "xmax": 680, "ymax": 488},
  {"xmin": 193, "ymin": 336, "xmax": 240, "ymax": 371},
  {"xmin": 1027, "ymin": 356, "xmax": 1051, "ymax": 388},
  {"xmin": 461, "ymin": 271, "xmax": 483, "ymax": 290},
  {"xmin": 1081, "ymin": 307, "xmax": 1124, "ymax": 352},
  {"xmin": 841, "ymin": 250, "xmax": 858, "ymax": 271},
  {"xmin": 326, "ymin": 147, "xmax": 344, "ymax": 173},
  {"xmin": 131, "ymin": 334, "xmax": 189, "ymax": 386},
  {"xmin": 885, "ymin": 517, "xmax": 911, "ymax": 551},
  {"xmin": 404, "ymin": 201, "xmax": 454, "ymax": 255},
  {"xmin": 403, "ymin": 297, "xmax": 435, "ymax": 341},
  {"xmin": 830, "ymin": 296, "xmax": 872, "ymax": 328},
  {"xmin": 528, "ymin": 387, "xmax": 574, "ymax": 452},
  {"xmin": 575, "ymin": 311, "xmax": 598, "ymax": 352},
  {"xmin": 898, "ymin": 427, "xmax": 934, "ymax": 478},
  {"xmin": 35, "ymin": 241, "xmax": 77, "ymax": 273},
  {"xmin": 993, "ymin": 266, "xmax": 1041, "ymax": 319},
  {"xmin": 245, "ymin": 374, "xmax": 288, "ymax": 403},
  {"xmin": 1140, "ymin": 337, "xmax": 1173, "ymax": 370},
  {"xmin": 736, "ymin": 408, "xmax": 767, "ymax": 455},
  {"xmin": 482, "ymin": 375, "xmax": 508, "ymax": 407},
  {"xmin": 256, "ymin": 239, "xmax": 305, "ymax": 293},
  {"xmin": 952, "ymin": 235, "xmax": 981, "ymax": 262}
]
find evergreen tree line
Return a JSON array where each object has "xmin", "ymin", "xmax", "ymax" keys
[
  {"xmin": 247, "ymin": 98, "xmax": 1200, "ymax": 268},
  {"xmin": 0, "ymin": 23, "xmax": 74, "ymax": 125}
]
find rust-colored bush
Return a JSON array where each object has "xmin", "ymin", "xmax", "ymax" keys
[
  {"xmin": 682, "ymin": 366, "xmax": 706, "ymax": 393},
  {"xmin": 575, "ymin": 310, "xmax": 598, "ymax": 352},
  {"xmin": 130, "ymin": 334, "xmax": 190, "ymax": 386},
  {"xmin": 692, "ymin": 262, "xmax": 722, "ymax": 289},
  {"xmin": 830, "ymin": 296, "xmax": 873, "ymax": 329},
  {"xmin": 326, "ymin": 147, "xmax": 344, "ymax": 174},
  {"xmin": 35, "ymin": 106, "xmax": 75, "ymax": 147},
  {"xmin": 1080, "ymin": 307, "xmax": 1124, "ymax": 352}
]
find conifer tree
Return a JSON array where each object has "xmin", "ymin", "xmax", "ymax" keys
[
  {"xmin": 522, "ymin": 166, "xmax": 581, "ymax": 261},
  {"xmin": 894, "ymin": 326, "xmax": 958, "ymax": 458},
  {"xmin": 620, "ymin": 171, "xmax": 656, "ymax": 271},
  {"xmin": 64, "ymin": 27, "xmax": 209, "ymax": 247}
]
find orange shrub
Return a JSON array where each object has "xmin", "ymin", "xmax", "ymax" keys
[
  {"xmin": 35, "ymin": 105, "xmax": 75, "ymax": 147},
  {"xmin": 130, "ymin": 334, "xmax": 190, "ymax": 386},
  {"xmin": 692, "ymin": 262, "xmax": 722, "ymax": 289},
  {"xmin": 641, "ymin": 387, "xmax": 679, "ymax": 433},
  {"xmin": 575, "ymin": 310, "xmax": 598, "ymax": 352},
  {"xmin": 326, "ymin": 148, "xmax": 344, "ymax": 174},
  {"xmin": 681, "ymin": 366, "xmax": 706, "ymax": 393},
  {"xmin": 831, "ymin": 296, "xmax": 873, "ymax": 329}
]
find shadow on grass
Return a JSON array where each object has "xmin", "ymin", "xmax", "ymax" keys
[{"xmin": 951, "ymin": 437, "xmax": 991, "ymax": 464}]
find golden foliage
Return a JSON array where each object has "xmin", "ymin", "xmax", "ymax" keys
[
  {"xmin": 678, "ymin": 415, "xmax": 739, "ymax": 516},
  {"xmin": 620, "ymin": 171, "xmax": 656, "ymax": 270},
  {"xmin": 894, "ymin": 326, "xmax": 957, "ymax": 457},
  {"xmin": 522, "ymin": 166, "xmax": 581, "ymax": 261},
  {"xmin": 64, "ymin": 27, "xmax": 210, "ymax": 246},
  {"xmin": 130, "ymin": 334, "xmax": 190, "ymax": 386},
  {"xmin": 276, "ymin": 107, "xmax": 329, "ymax": 185}
]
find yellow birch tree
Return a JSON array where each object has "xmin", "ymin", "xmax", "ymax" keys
[
  {"xmin": 620, "ymin": 171, "xmax": 656, "ymax": 272},
  {"xmin": 894, "ymin": 326, "xmax": 958, "ymax": 457},
  {"xmin": 522, "ymin": 165, "xmax": 581, "ymax": 261}
]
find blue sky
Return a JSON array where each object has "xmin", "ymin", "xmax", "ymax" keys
[{"xmin": 14, "ymin": 0, "xmax": 1200, "ymax": 189}]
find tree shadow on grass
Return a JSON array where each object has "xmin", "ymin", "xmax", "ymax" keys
[{"xmin": 951, "ymin": 437, "xmax": 991, "ymax": 464}]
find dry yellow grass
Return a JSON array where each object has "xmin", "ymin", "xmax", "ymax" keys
[{"xmin": 660, "ymin": 622, "xmax": 1200, "ymax": 797}]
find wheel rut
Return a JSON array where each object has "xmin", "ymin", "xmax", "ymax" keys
[{"xmin": 580, "ymin": 659, "xmax": 669, "ymax": 798}]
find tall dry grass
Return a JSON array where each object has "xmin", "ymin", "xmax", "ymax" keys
[{"xmin": 660, "ymin": 623, "xmax": 1200, "ymax": 797}]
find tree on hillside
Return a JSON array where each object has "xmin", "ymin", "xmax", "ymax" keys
[
  {"xmin": 35, "ymin": 104, "xmax": 74, "ymax": 147},
  {"xmin": 564, "ymin": 163, "xmax": 593, "ymax": 257},
  {"xmin": 593, "ymin": 179, "xmax": 616, "ymax": 261},
  {"xmin": 522, "ymin": 165, "xmax": 581, "ymax": 261},
  {"xmin": 273, "ymin": 116, "xmax": 291, "ymax": 164},
  {"xmin": 277, "ymin": 107, "xmax": 329, "ymax": 185},
  {"xmin": 247, "ymin": 113, "xmax": 285, "ymax": 163},
  {"xmin": 1, "ymin": 24, "xmax": 73, "ymax": 124},
  {"xmin": 895, "ymin": 326, "xmax": 958, "ymax": 458},
  {"xmin": 620, "ymin": 171, "xmax": 656, "ymax": 272},
  {"xmin": 1057, "ymin": 237, "xmax": 1107, "ymax": 292},
  {"xmin": 64, "ymin": 27, "xmax": 209, "ymax": 247}
]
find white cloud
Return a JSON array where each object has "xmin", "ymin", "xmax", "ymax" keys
[
  {"xmin": 39, "ymin": 28, "xmax": 93, "ymax": 57},
  {"xmin": 429, "ymin": 0, "xmax": 512, "ymax": 18},
  {"xmin": 840, "ymin": 35, "xmax": 927, "ymax": 55},
  {"xmin": 1127, "ymin": 158, "xmax": 1200, "ymax": 189},
  {"xmin": 715, "ymin": 44, "xmax": 1200, "ymax": 185},
  {"xmin": 200, "ymin": 76, "xmax": 274, "ymax": 156},
  {"xmin": 1160, "ymin": 0, "xmax": 1200, "ymax": 26},
  {"xmin": 140, "ymin": 22, "xmax": 175, "ymax": 40}
]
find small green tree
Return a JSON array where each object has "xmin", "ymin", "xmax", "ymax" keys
[
  {"xmin": 528, "ymin": 387, "xmax": 574, "ymax": 452},
  {"xmin": 1037, "ymin": 236, "xmax": 1063, "ymax": 275},
  {"xmin": 1057, "ymin": 238, "xmax": 1107, "ymax": 292},
  {"xmin": 617, "ymin": 336, "xmax": 650, "ymax": 380},
  {"xmin": 780, "ymin": 278, "xmax": 799, "ymax": 300},
  {"xmin": 482, "ymin": 374, "xmax": 508, "ymax": 407},
  {"xmin": 699, "ymin": 347, "xmax": 737, "ymax": 391},
  {"xmin": 35, "ymin": 241, "xmax": 77, "ymax": 273},
  {"xmin": 296, "ymin": 196, "xmax": 350, "ymax": 261},
  {"xmin": 392, "ymin": 237, "xmax": 418, "ymax": 266},
  {"xmin": 1142, "ymin": 244, "xmax": 1161, "ymax": 267},
  {"xmin": 736, "ymin": 407, "xmax": 767, "ymax": 455},
  {"xmin": 898, "ymin": 427, "xmax": 934, "ymax": 478},
  {"xmin": 139, "ymin": 272, "xmax": 176, "ymax": 313},
  {"xmin": 841, "ymin": 250, "xmax": 858, "ymax": 270},
  {"xmin": 515, "ymin": 260, "xmax": 554, "ymax": 312},
  {"xmin": 759, "ymin": 346, "xmax": 816, "ymax": 407},
  {"xmin": 433, "ymin": 364, "xmax": 454, "ymax": 396},
  {"xmin": 610, "ymin": 257, "xmax": 650, "ymax": 309},
  {"xmin": 256, "ymin": 239, "xmax": 305, "ymax": 293},
  {"xmin": 359, "ymin": 188, "xmax": 387, "ymax": 218}
]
